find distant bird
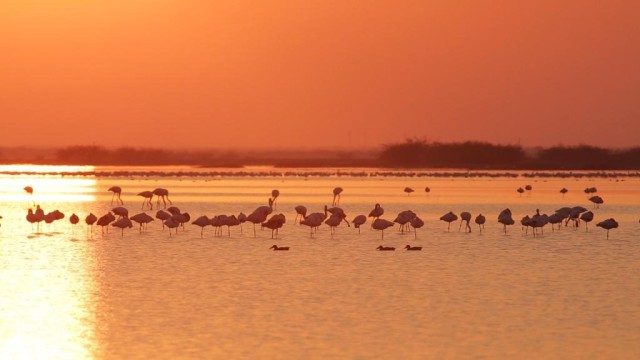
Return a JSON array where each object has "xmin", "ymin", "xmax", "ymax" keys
[
  {"xmin": 108, "ymin": 186, "xmax": 123, "ymax": 205},
  {"xmin": 152, "ymin": 188, "xmax": 172, "ymax": 208},
  {"xmin": 351, "ymin": 215, "xmax": 367, "ymax": 234},
  {"xmin": 85, "ymin": 213, "xmax": 97, "ymax": 233},
  {"xmin": 164, "ymin": 217, "xmax": 180, "ymax": 236},
  {"xmin": 498, "ymin": 208, "xmax": 515, "ymax": 234},
  {"xmin": 24, "ymin": 186, "xmax": 34, "ymax": 205},
  {"xmin": 596, "ymin": 218, "xmax": 618, "ymax": 239},
  {"xmin": 166, "ymin": 206, "xmax": 181, "ymax": 216},
  {"xmin": 439, "ymin": 211, "xmax": 458, "ymax": 232},
  {"xmin": 394, "ymin": 210, "xmax": 416, "ymax": 233},
  {"xmin": 404, "ymin": 245, "xmax": 422, "ymax": 251},
  {"xmin": 560, "ymin": 188, "xmax": 568, "ymax": 197},
  {"xmin": 262, "ymin": 213, "xmax": 286, "ymax": 239},
  {"xmin": 111, "ymin": 217, "xmax": 133, "ymax": 237},
  {"xmin": 579, "ymin": 211, "xmax": 594, "ymax": 231},
  {"xmin": 294, "ymin": 205, "xmax": 307, "ymax": 224},
  {"xmin": 300, "ymin": 206, "xmax": 328, "ymax": 237},
  {"xmin": 589, "ymin": 195, "xmax": 604, "ymax": 209},
  {"xmin": 584, "ymin": 187, "xmax": 597, "ymax": 196},
  {"xmin": 271, "ymin": 189, "xmax": 280, "ymax": 210},
  {"xmin": 459, "ymin": 211, "xmax": 471, "ymax": 233},
  {"xmin": 409, "ymin": 216, "xmax": 424, "ymax": 240},
  {"xmin": 130, "ymin": 212, "xmax": 154, "ymax": 233},
  {"xmin": 69, "ymin": 213, "xmax": 79, "ymax": 225},
  {"xmin": 246, "ymin": 199, "xmax": 274, "ymax": 237},
  {"xmin": 137, "ymin": 191, "xmax": 154, "ymax": 210},
  {"xmin": 368, "ymin": 203, "xmax": 384, "ymax": 221},
  {"xmin": 376, "ymin": 245, "xmax": 395, "ymax": 251},
  {"xmin": 475, "ymin": 214, "xmax": 486, "ymax": 232},
  {"xmin": 424, "ymin": 186, "xmax": 431, "ymax": 195},
  {"xmin": 112, "ymin": 206, "xmax": 129, "ymax": 219},
  {"xmin": 191, "ymin": 216, "xmax": 210, "ymax": 237},
  {"xmin": 270, "ymin": 245, "xmax": 289, "ymax": 251},
  {"xmin": 517, "ymin": 187, "xmax": 525, "ymax": 196},
  {"xmin": 96, "ymin": 212, "xmax": 116, "ymax": 234},
  {"xmin": 155, "ymin": 210, "xmax": 171, "ymax": 229},
  {"xmin": 324, "ymin": 212, "xmax": 349, "ymax": 238},
  {"xmin": 332, "ymin": 187, "xmax": 343, "ymax": 206},
  {"xmin": 525, "ymin": 185, "xmax": 532, "ymax": 191},
  {"xmin": 372, "ymin": 218, "xmax": 394, "ymax": 240},
  {"xmin": 404, "ymin": 187, "xmax": 414, "ymax": 196}
]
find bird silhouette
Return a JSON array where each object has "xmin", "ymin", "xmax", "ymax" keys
[{"xmin": 108, "ymin": 186, "xmax": 124, "ymax": 205}]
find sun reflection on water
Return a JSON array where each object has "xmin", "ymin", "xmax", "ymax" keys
[{"xmin": 0, "ymin": 165, "xmax": 99, "ymax": 359}]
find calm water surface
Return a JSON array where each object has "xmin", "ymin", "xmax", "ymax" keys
[{"xmin": 0, "ymin": 166, "xmax": 639, "ymax": 359}]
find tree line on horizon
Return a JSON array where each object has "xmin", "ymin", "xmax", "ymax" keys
[
  {"xmin": 378, "ymin": 139, "xmax": 640, "ymax": 169},
  {"xmin": 1, "ymin": 142, "xmax": 639, "ymax": 169}
]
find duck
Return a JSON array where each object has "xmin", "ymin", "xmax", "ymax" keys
[
  {"xmin": 404, "ymin": 245, "xmax": 422, "ymax": 251},
  {"xmin": 270, "ymin": 245, "xmax": 289, "ymax": 251},
  {"xmin": 376, "ymin": 245, "xmax": 395, "ymax": 251}
]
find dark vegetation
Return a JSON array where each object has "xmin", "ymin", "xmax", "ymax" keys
[{"xmin": 1, "ymin": 140, "xmax": 639, "ymax": 169}]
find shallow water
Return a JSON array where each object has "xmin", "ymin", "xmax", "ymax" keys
[{"xmin": 0, "ymin": 166, "xmax": 639, "ymax": 359}]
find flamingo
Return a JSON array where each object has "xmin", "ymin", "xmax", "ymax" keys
[
  {"xmin": 517, "ymin": 187, "xmax": 525, "ymax": 196},
  {"xmin": 525, "ymin": 185, "xmax": 532, "ymax": 191},
  {"xmin": 351, "ymin": 215, "xmax": 367, "ymax": 234},
  {"xmin": 294, "ymin": 205, "xmax": 307, "ymax": 224},
  {"xmin": 108, "ymin": 186, "xmax": 123, "ymax": 205},
  {"xmin": 596, "ymin": 218, "xmax": 618, "ymax": 239},
  {"xmin": 152, "ymin": 188, "xmax": 172, "ymax": 208},
  {"xmin": 97, "ymin": 212, "xmax": 115, "ymax": 234},
  {"xmin": 223, "ymin": 215, "xmax": 241, "ymax": 237},
  {"xmin": 498, "ymin": 208, "xmax": 515, "ymax": 234},
  {"xmin": 24, "ymin": 186, "xmax": 34, "ymax": 205},
  {"xmin": 579, "ymin": 211, "xmax": 594, "ymax": 231},
  {"xmin": 300, "ymin": 206, "xmax": 328, "ymax": 238},
  {"xmin": 262, "ymin": 214, "xmax": 286, "ymax": 239},
  {"xmin": 372, "ymin": 218, "xmax": 394, "ymax": 240},
  {"xmin": 368, "ymin": 203, "xmax": 384, "ymax": 222},
  {"xmin": 271, "ymin": 189, "xmax": 280, "ymax": 210},
  {"xmin": 85, "ymin": 213, "xmax": 98, "ymax": 234},
  {"xmin": 137, "ymin": 191, "xmax": 154, "ymax": 210},
  {"xmin": 409, "ymin": 216, "xmax": 424, "ymax": 240},
  {"xmin": 130, "ymin": 212, "xmax": 154, "ymax": 233},
  {"xmin": 332, "ymin": 187, "xmax": 343, "ymax": 206},
  {"xmin": 112, "ymin": 206, "xmax": 129, "ymax": 219},
  {"xmin": 548, "ymin": 212, "xmax": 564, "ymax": 231},
  {"xmin": 111, "ymin": 217, "xmax": 133, "ymax": 237},
  {"xmin": 404, "ymin": 187, "xmax": 414, "ymax": 196},
  {"xmin": 459, "ymin": 212, "xmax": 471, "ymax": 233},
  {"xmin": 191, "ymin": 216, "xmax": 211, "ymax": 237},
  {"xmin": 394, "ymin": 210, "xmax": 416, "ymax": 234},
  {"xmin": 69, "ymin": 213, "xmax": 79, "ymax": 232},
  {"xmin": 475, "ymin": 214, "xmax": 486, "ymax": 232},
  {"xmin": 439, "ymin": 211, "xmax": 458, "ymax": 232},
  {"xmin": 560, "ymin": 188, "xmax": 568, "ymax": 197},
  {"xmin": 324, "ymin": 212, "xmax": 349, "ymax": 238},
  {"xmin": 156, "ymin": 210, "xmax": 171, "ymax": 229},
  {"xmin": 425, "ymin": 186, "xmax": 431, "ymax": 195},
  {"xmin": 164, "ymin": 217, "xmax": 180, "ymax": 236},
  {"xmin": 589, "ymin": 195, "xmax": 604, "ymax": 209}
]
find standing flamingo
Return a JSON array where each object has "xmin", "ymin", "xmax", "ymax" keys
[
  {"xmin": 191, "ymin": 216, "xmax": 211, "ymax": 237},
  {"xmin": 294, "ymin": 205, "xmax": 307, "ymax": 224},
  {"xmin": 560, "ymin": 188, "xmax": 568, "ymax": 197},
  {"xmin": 498, "ymin": 208, "xmax": 515, "ymax": 234},
  {"xmin": 404, "ymin": 187, "xmax": 414, "ymax": 196},
  {"xmin": 111, "ymin": 217, "xmax": 133, "ymax": 237},
  {"xmin": 596, "ymin": 218, "xmax": 618, "ymax": 239},
  {"xmin": 152, "ymin": 188, "xmax": 172, "ymax": 208},
  {"xmin": 368, "ymin": 203, "xmax": 384, "ymax": 222},
  {"xmin": 439, "ymin": 211, "xmax": 458, "ymax": 232},
  {"xmin": 459, "ymin": 212, "xmax": 472, "ymax": 233},
  {"xmin": 475, "ymin": 214, "xmax": 486, "ymax": 232},
  {"xmin": 138, "ymin": 191, "xmax": 154, "ymax": 210},
  {"xmin": 351, "ymin": 215, "xmax": 367, "ymax": 234},
  {"xmin": 108, "ymin": 186, "xmax": 124, "ymax": 205},
  {"xmin": 589, "ymin": 195, "xmax": 604, "ymax": 209},
  {"xmin": 24, "ymin": 186, "xmax": 34, "ymax": 205},
  {"xmin": 85, "ymin": 213, "xmax": 98, "ymax": 235},
  {"xmin": 372, "ymin": 218, "xmax": 395, "ymax": 240},
  {"xmin": 409, "ymin": 216, "xmax": 424, "ymax": 240},
  {"xmin": 579, "ymin": 211, "xmax": 594, "ymax": 231},
  {"xmin": 332, "ymin": 187, "xmax": 343, "ymax": 206},
  {"xmin": 271, "ymin": 189, "xmax": 280, "ymax": 210}
]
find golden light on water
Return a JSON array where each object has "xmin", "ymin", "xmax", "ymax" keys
[
  {"xmin": 0, "ymin": 165, "xmax": 96, "ymax": 203},
  {"xmin": 0, "ymin": 165, "xmax": 99, "ymax": 359}
]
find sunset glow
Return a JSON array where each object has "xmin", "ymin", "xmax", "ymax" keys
[{"xmin": 1, "ymin": 1, "xmax": 639, "ymax": 150}]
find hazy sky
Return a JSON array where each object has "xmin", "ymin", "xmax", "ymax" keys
[{"xmin": 1, "ymin": 1, "xmax": 639, "ymax": 150}]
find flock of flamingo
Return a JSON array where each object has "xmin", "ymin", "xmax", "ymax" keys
[{"xmin": 7, "ymin": 183, "xmax": 628, "ymax": 251}]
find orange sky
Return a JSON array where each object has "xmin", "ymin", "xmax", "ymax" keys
[{"xmin": 1, "ymin": 1, "xmax": 639, "ymax": 150}]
